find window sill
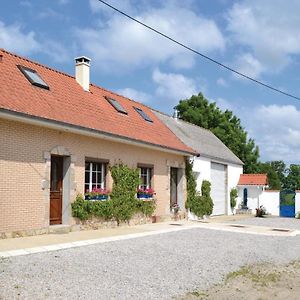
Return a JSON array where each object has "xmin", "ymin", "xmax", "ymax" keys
[{"xmin": 137, "ymin": 198, "xmax": 154, "ymax": 202}]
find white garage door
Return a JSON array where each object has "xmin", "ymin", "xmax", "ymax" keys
[{"xmin": 211, "ymin": 162, "xmax": 226, "ymax": 215}]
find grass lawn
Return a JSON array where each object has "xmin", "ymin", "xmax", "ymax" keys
[{"xmin": 181, "ymin": 261, "xmax": 300, "ymax": 299}]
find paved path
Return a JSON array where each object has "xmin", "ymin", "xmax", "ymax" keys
[{"xmin": 1, "ymin": 218, "xmax": 299, "ymax": 258}]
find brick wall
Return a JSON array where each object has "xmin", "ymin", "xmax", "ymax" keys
[{"xmin": 0, "ymin": 118, "xmax": 186, "ymax": 233}]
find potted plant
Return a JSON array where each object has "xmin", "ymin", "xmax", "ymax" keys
[
  {"xmin": 171, "ymin": 203, "xmax": 180, "ymax": 214},
  {"xmin": 171, "ymin": 203, "xmax": 180, "ymax": 220},
  {"xmin": 256, "ymin": 205, "xmax": 266, "ymax": 217}
]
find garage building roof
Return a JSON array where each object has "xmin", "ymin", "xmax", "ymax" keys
[{"xmin": 154, "ymin": 111, "xmax": 244, "ymax": 166}]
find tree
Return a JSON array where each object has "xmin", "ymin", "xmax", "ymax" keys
[
  {"xmin": 258, "ymin": 162, "xmax": 281, "ymax": 190},
  {"xmin": 257, "ymin": 160, "xmax": 287, "ymax": 190},
  {"xmin": 285, "ymin": 164, "xmax": 300, "ymax": 190},
  {"xmin": 175, "ymin": 93, "xmax": 260, "ymax": 173}
]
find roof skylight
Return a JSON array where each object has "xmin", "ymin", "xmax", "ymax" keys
[
  {"xmin": 105, "ymin": 96, "xmax": 127, "ymax": 114},
  {"xmin": 134, "ymin": 107, "xmax": 153, "ymax": 122},
  {"xmin": 17, "ymin": 65, "xmax": 49, "ymax": 90}
]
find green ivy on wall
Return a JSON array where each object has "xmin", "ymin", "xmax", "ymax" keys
[
  {"xmin": 185, "ymin": 159, "xmax": 214, "ymax": 218},
  {"xmin": 71, "ymin": 162, "xmax": 156, "ymax": 224}
]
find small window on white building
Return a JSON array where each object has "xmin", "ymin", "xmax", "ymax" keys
[
  {"xmin": 85, "ymin": 161, "xmax": 106, "ymax": 192},
  {"xmin": 139, "ymin": 167, "xmax": 152, "ymax": 190}
]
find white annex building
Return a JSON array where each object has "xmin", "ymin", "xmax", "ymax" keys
[{"xmin": 155, "ymin": 111, "xmax": 243, "ymax": 216}]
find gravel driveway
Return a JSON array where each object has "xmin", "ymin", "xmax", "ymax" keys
[{"xmin": 1, "ymin": 227, "xmax": 300, "ymax": 300}]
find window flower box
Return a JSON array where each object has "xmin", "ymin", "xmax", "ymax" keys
[
  {"xmin": 85, "ymin": 188, "xmax": 109, "ymax": 201},
  {"xmin": 137, "ymin": 188, "xmax": 155, "ymax": 199}
]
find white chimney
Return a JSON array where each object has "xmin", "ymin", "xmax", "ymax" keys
[
  {"xmin": 173, "ymin": 108, "xmax": 179, "ymax": 120},
  {"xmin": 75, "ymin": 56, "xmax": 91, "ymax": 91}
]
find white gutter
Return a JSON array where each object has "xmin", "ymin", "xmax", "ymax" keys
[{"xmin": 0, "ymin": 109, "xmax": 196, "ymax": 157}]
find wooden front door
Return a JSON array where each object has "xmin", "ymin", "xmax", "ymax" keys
[
  {"xmin": 50, "ymin": 156, "xmax": 63, "ymax": 225},
  {"xmin": 170, "ymin": 167, "xmax": 178, "ymax": 208}
]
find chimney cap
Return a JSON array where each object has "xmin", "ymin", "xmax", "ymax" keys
[{"xmin": 75, "ymin": 56, "xmax": 91, "ymax": 65}]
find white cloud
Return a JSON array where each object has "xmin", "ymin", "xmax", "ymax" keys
[
  {"xmin": 77, "ymin": 1, "xmax": 225, "ymax": 72},
  {"xmin": 0, "ymin": 21, "xmax": 40, "ymax": 55},
  {"xmin": 216, "ymin": 77, "xmax": 228, "ymax": 87},
  {"xmin": 227, "ymin": 1, "xmax": 300, "ymax": 75},
  {"xmin": 0, "ymin": 20, "xmax": 69, "ymax": 63},
  {"xmin": 37, "ymin": 8, "xmax": 67, "ymax": 20},
  {"xmin": 247, "ymin": 104, "xmax": 300, "ymax": 163},
  {"xmin": 215, "ymin": 97, "xmax": 233, "ymax": 111},
  {"xmin": 116, "ymin": 87, "xmax": 151, "ymax": 103},
  {"xmin": 234, "ymin": 52, "xmax": 264, "ymax": 79},
  {"xmin": 152, "ymin": 69, "xmax": 198, "ymax": 104},
  {"xmin": 89, "ymin": 0, "xmax": 137, "ymax": 15}
]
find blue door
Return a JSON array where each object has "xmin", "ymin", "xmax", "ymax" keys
[{"xmin": 280, "ymin": 190, "xmax": 295, "ymax": 218}]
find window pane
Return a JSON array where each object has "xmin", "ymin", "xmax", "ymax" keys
[
  {"xmin": 24, "ymin": 69, "xmax": 48, "ymax": 86},
  {"xmin": 18, "ymin": 65, "xmax": 49, "ymax": 90},
  {"xmin": 85, "ymin": 171, "xmax": 89, "ymax": 184},
  {"xmin": 134, "ymin": 107, "xmax": 153, "ymax": 122},
  {"xmin": 139, "ymin": 167, "xmax": 152, "ymax": 189},
  {"xmin": 85, "ymin": 161, "xmax": 106, "ymax": 191},
  {"xmin": 92, "ymin": 172, "xmax": 97, "ymax": 183}
]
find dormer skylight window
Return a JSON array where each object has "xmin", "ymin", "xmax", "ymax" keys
[
  {"xmin": 17, "ymin": 65, "xmax": 49, "ymax": 90},
  {"xmin": 134, "ymin": 107, "xmax": 153, "ymax": 123},
  {"xmin": 105, "ymin": 96, "xmax": 127, "ymax": 114}
]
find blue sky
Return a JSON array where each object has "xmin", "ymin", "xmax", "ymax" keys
[{"xmin": 1, "ymin": 0, "xmax": 300, "ymax": 164}]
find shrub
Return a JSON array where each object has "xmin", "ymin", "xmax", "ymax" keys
[
  {"xmin": 136, "ymin": 200, "xmax": 156, "ymax": 217},
  {"xmin": 91, "ymin": 200, "xmax": 113, "ymax": 220},
  {"xmin": 110, "ymin": 163, "xmax": 140, "ymax": 225},
  {"xmin": 71, "ymin": 194, "xmax": 91, "ymax": 221},
  {"xmin": 185, "ymin": 158, "xmax": 197, "ymax": 210},
  {"xmin": 296, "ymin": 211, "xmax": 300, "ymax": 219},
  {"xmin": 230, "ymin": 188, "xmax": 238, "ymax": 210},
  {"xmin": 189, "ymin": 180, "xmax": 214, "ymax": 217},
  {"xmin": 199, "ymin": 180, "xmax": 214, "ymax": 216}
]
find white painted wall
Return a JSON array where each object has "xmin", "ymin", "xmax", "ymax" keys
[
  {"xmin": 227, "ymin": 163, "xmax": 243, "ymax": 215},
  {"xmin": 260, "ymin": 191, "xmax": 280, "ymax": 216},
  {"xmin": 193, "ymin": 156, "xmax": 211, "ymax": 192},
  {"xmin": 237, "ymin": 187, "xmax": 280, "ymax": 216},
  {"xmin": 296, "ymin": 191, "xmax": 300, "ymax": 216},
  {"xmin": 192, "ymin": 156, "xmax": 243, "ymax": 216},
  {"xmin": 238, "ymin": 186, "xmax": 262, "ymax": 213}
]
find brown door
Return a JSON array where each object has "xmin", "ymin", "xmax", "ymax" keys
[
  {"xmin": 170, "ymin": 167, "xmax": 178, "ymax": 208},
  {"xmin": 50, "ymin": 156, "xmax": 63, "ymax": 225}
]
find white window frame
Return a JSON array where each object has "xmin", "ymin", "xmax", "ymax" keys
[
  {"xmin": 139, "ymin": 167, "xmax": 152, "ymax": 190},
  {"xmin": 85, "ymin": 162, "xmax": 105, "ymax": 192}
]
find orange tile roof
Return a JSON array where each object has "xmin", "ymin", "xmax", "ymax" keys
[
  {"xmin": 0, "ymin": 49, "xmax": 196, "ymax": 155},
  {"xmin": 238, "ymin": 174, "xmax": 268, "ymax": 186}
]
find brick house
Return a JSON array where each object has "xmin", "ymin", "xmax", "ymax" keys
[{"xmin": 0, "ymin": 49, "xmax": 197, "ymax": 236}]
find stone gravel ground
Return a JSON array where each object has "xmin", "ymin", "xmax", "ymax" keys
[
  {"xmin": 1, "ymin": 226, "xmax": 300, "ymax": 300},
  {"xmin": 227, "ymin": 216, "xmax": 300, "ymax": 230}
]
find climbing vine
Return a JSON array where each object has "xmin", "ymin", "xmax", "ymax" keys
[
  {"xmin": 185, "ymin": 158, "xmax": 197, "ymax": 211},
  {"xmin": 72, "ymin": 162, "xmax": 156, "ymax": 224},
  {"xmin": 109, "ymin": 162, "xmax": 140, "ymax": 225}
]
